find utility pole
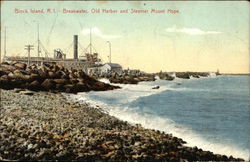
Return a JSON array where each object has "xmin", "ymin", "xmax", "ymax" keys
[
  {"xmin": 25, "ymin": 45, "xmax": 34, "ymax": 66},
  {"xmin": 2, "ymin": 27, "xmax": 7, "ymax": 62},
  {"xmin": 107, "ymin": 41, "xmax": 111, "ymax": 63},
  {"xmin": 37, "ymin": 22, "xmax": 40, "ymax": 58}
]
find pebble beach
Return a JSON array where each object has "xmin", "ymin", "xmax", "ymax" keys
[{"xmin": 0, "ymin": 89, "xmax": 244, "ymax": 161}]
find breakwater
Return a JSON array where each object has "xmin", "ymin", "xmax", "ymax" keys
[{"xmin": 0, "ymin": 62, "xmax": 119, "ymax": 93}]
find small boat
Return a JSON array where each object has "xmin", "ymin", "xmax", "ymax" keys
[{"xmin": 152, "ymin": 86, "xmax": 160, "ymax": 89}]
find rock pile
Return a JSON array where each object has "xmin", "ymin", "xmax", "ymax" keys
[
  {"xmin": 158, "ymin": 72, "xmax": 175, "ymax": 81},
  {"xmin": 176, "ymin": 72, "xmax": 210, "ymax": 79},
  {"xmin": 108, "ymin": 73, "xmax": 155, "ymax": 84},
  {"xmin": 99, "ymin": 71, "xmax": 211, "ymax": 85},
  {"xmin": 109, "ymin": 71, "xmax": 210, "ymax": 84},
  {"xmin": 0, "ymin": 62, "xmax": 119, "ymax": 93}
]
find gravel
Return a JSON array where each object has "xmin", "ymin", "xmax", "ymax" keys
[{"xmin": 0, "ymin": 89, "xmax": 244, "ymax": 161}]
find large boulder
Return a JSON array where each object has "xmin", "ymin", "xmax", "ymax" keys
[
  {"xmin": 14, "ymin": 62, "xmax": 27, "ymax": 69},
  {"xmin": 191, "ymin": 73, "xmax": 200, "ymax": 78},
  {"xmin": 57, "ymin": 65, "xmax": 64, "ymax": 71},
  {"xmin": 166, "ymin": 75, "xmax": 175, "ymax": 81},
  {"xmin": 109, "ymin": 78, "xmax": 120, "ymax": 84},
  {"xmin": 1, "ymin": 64, "xmax": 17, "ymax": 72},
  {"xmin": 29, "ymin": 73, "xmax": 40, "ymax": 82},
  {"xmin": 69, "ymin": 79, "xmax": 79, "ymax": 84},
  {"xmin": 41, "ymin": 79, "xmax": 56, "ymax": 90},
  {"xmin": 198, "ymin": 72, "xmax": 209, "ymax": 77},
  {"xmin": 75, "ymin": 82, "xmax": 89, "ymax": 92},
  {"xmin": 0, "ymin": 66, "xmax": 11, "ymax": 76},
  {"xmin": 176, "ymin": 72, "xmax": 190, "ymax": 79},
  {"xmin": 61, "ymin": 73, "xmax": 70, "ymax": 79},
  {"xmin": 53, "ymin": 79, "xmax": 68, "ymax": 84},
  {"xmin": 69, "ymin": 73, "xmax": 77, "ymax": 79},
  {"xmin": 7, "ymin": 72, "xmax": 16, "ymax": 79},
  {"xmin": 29, "ymin": 64, "xmax": 37, "ymax": 70},
  {"xmin": 160, "ymin": 73, "xmax": 175, "ymax": 81},
  {"xmin": 0, "ymin": 75, "xmax": 9, "ymax": 85},
  {"xmin": 1, "ymin": 62, "xmax": 10, "ymax": 65},
  {"xmin": 13, "ymin": 70, "xmax": 30, "ymax": 81},
  {"xmin": 28, "ymin": 80, "xmax": 40, "ymax": 90},
  {"xmin": 64, "ymin": 84, "xmax": 78, "ymax": 93},
  {"xmin": 51, "ymin": 64, "xmax": 60, "ymax": 72},
  {"xmin": 48, "ymin": 71, "xmax": 59, "ymax": 79},
  {"xmin": 37, "ymin": 69, "xmax": 48, "ymax": 79}
]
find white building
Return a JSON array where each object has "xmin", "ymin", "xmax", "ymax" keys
[
  {"xmin": 100, "ymin": 63, "xmax": 122, "ymax": 74},
  {"xmin": 87, "ymin": 63, "xmax": 122, "ymax": 75}
]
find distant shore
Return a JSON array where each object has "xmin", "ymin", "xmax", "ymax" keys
[
  {"xmin": 0, "ymin": 89, "xmax": 244, "ymax": 161},
  {"xmin": 222, "ymin": 73, "xmax": 250, "ymax": 75}
]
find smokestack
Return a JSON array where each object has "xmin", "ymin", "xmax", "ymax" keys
[{"xmin": 73, "ymin": 35, "xmax": 78, "ymax": 59}]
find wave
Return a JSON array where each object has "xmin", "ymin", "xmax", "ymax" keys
[
  {"xmin": 98, "ymin": 78, "xmax": 111, "ymax": 84},
  {"xmin": 67, "ymin": 77, "xmax": 249, "ymax": 160},
  {"xmin": 209, "ymin": 72, "xmax": 217, "ymax": 77},
  {"xmin": 68, "ymin": 92, "xmax": 249, "ymax": 160},
  {"xmin": 86, "ymin": 80, "xmax": 173, "ymax": 104}
]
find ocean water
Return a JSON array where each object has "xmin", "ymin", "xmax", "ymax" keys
[{"xmin": 69, "ymin": 75, "xmax": 250, "ymax": 160}]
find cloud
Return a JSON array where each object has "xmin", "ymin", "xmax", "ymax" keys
[
  {"xmin": 166, "ymin": 26, "xmax": 222, "ymax": 35},
  {"xmin": 81, "ymin": 27, "xmax": 122, "ymax": 39}
]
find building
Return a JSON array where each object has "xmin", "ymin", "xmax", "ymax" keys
[
  {"xmin": 87, "ymin": 65, "xmax": 103, "ymax": 75},
  {"xmin": 87, "ymin": 63, "xmax": 122, "ymax": 75},
  {"xmin": 99, "ymin": 63, "xmax": 122, "ymax": 74}
]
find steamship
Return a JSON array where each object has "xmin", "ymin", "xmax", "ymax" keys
[{"xmin": 3, "ymin": 35, "xmax": 102, "ymax": 73}]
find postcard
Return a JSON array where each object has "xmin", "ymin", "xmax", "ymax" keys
[{"xmin": 0, "ymin": 1, "xmax": 249, "ymax": 161}]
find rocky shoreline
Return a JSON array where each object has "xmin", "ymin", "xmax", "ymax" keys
[
  {"xmin": 0, "ymin": 89, "xmax": 244, "ymax": 161},
  {"xmin": 0, "ymin": 61, "xmax": 216, "ymax": 90},
  {"xmin": 93, "ymin": 71, "xmax": 212, "ymax": 85},
  {"xmin": 0, "ymin": 62, "xmax": 119, "ymax": 93}
]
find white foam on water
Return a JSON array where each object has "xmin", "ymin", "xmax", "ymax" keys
[
  {"xmin": 171, "ymin": 72, "xmax": 176, "ymax": 78},
  {"xmin": 67, "ymin": 78, "xmax": 249, "ymax": 160},
  {"xmin": 209, "ymin": 72, "xmax": 217, "ymax": 78},
  {"xmin": 83, "ymin": 80, "xmax": 173, "ymax": 104},
  {"xmin": 154, "ymin": 75, "xmax": 160, "ymax": 80},
  {"xmin": 69, "ymin": 92, "xmax": 249, "ymax": 160},
  {"xmin": 107, "ymin": 106, "xmax": 249, "ymax": 161},
  {"xmin": 189, "ymin": 76, "xmax": 200, "ymax": 80},
  {"xmin": 98, "ymin": 78, "xmax": 110, "ymax": 84}
]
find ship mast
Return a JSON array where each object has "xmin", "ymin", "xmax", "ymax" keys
[{"xmin": 90, "ymin": 28, "xmax": 92, "ymax": 55}]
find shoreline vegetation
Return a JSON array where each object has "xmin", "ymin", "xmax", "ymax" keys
[{"xmin": 0, "ymin": 61, "xmax": 244, "ymax": 161}]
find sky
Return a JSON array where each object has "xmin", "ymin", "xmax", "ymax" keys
[{"xmin": 1, "ymin": 1, "xmax": 249, "ymax": 73}]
